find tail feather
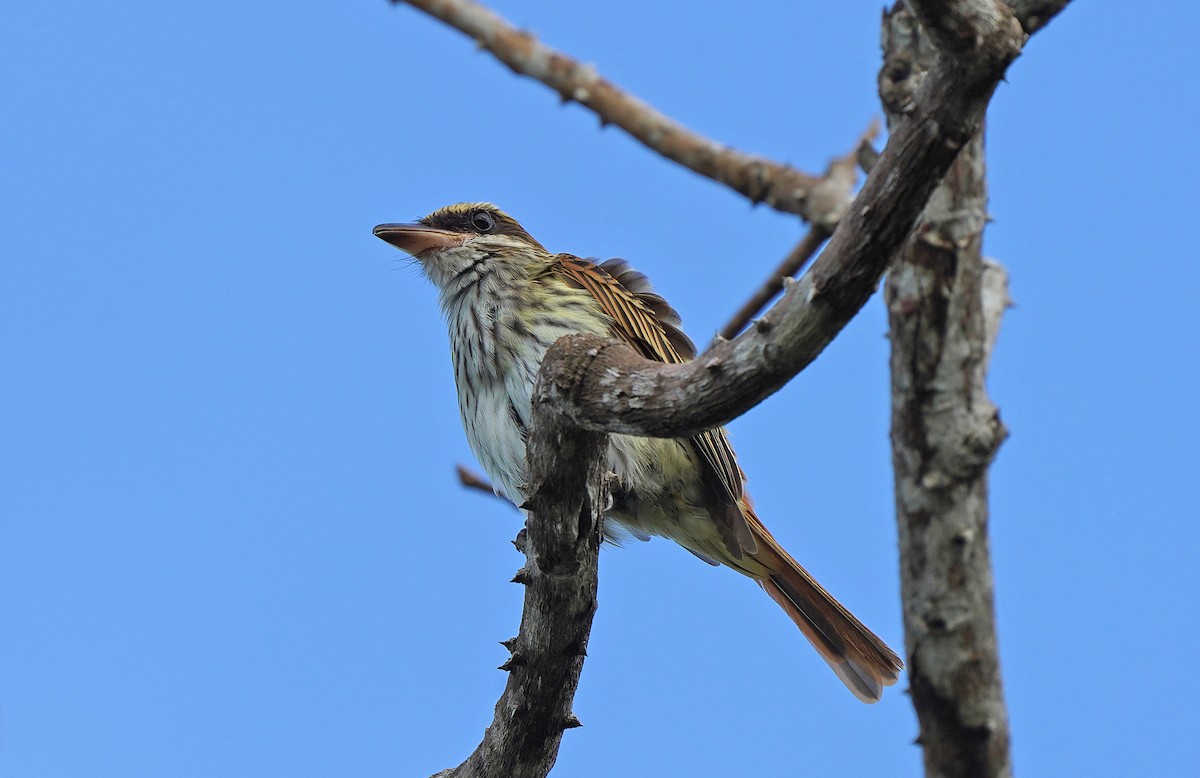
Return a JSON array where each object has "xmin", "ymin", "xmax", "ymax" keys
[{"xmin": 745, "ymin": 507, "xmax": 903, "ymax": 703}]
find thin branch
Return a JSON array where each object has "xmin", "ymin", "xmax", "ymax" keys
[
  {"xmin": 714, "ymin": 227, "xmax": 828, "ymax": 344},
  {"xmin": 806, "ymin": 118, "xmax": 883, "ymax": 228},
  {"xmin": 455, "ymin": 463, "xmax": 512, "ymax": 504},
  {"xmin": 392, "ymin": 0, "xmax": 837, "ymax": 221},
  {"xmin": 714, "ymin": 120, "xmax": 880, "ymax": 343}
]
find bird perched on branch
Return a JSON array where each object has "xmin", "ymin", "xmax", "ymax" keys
[{"xmin": 374, "ymin": 202, "xmax": 902, "ymax": 702}]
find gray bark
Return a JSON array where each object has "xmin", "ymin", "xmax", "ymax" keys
[
  {"xmin": 521, "ymin": 2, "xmax": 1026, "ymax": 439},
  {"xmin": 433, "ymin": 373, "xmax": 609, "ymax": 778},
  {"xmin": 880, "ymin": 4, "xmax": 1013, "ymax": 776}
]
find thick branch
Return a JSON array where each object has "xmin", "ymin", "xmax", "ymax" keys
[
  {"xmin": 393, "ymin": 0, "xmax": 840, "ymax": 221},
  {"xmin": 881, "ymin": 3, "xmax": 1017, "ymax": 776},
  {"xmin": 436, "ymin": 348, "xmax": 608, "ymax": 778},
  {"xmin": 523, "ymin": 4, "xmax": 1026, "ymax": 440}
]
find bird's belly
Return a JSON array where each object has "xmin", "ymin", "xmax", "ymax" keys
[
  {"xmin": 459, "ymin": 377, "xmax": 531, "ymax": 503},
  {"xmin": 456, "ymin": 349, "xmax": 735, "ymax": 567},
  {"xmin": 607, "ymin": 433, "xmax": 736, "ymax": 566}
]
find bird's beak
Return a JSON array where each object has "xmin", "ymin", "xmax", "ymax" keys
[{"xmin": 372, "ymin": 223, "xmax": 464, "ymax": 256}]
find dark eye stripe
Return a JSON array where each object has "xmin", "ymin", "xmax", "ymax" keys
[{"xmin": 418, "ymin": 205, "xmax": 547, "ymax": 252}]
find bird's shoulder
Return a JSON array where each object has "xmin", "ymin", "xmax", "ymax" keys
[
  {"xmin": 548, "ymin": 253, "xmax": 752, "ymax": 555},
  {"xmin": 548, "ymin": 254, "xmax": 695, "ymax": 363}
]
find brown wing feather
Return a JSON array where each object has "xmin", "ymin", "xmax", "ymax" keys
[{"xmin": 551, "ymin": 255, "xmax": 756, "ymax": 557}]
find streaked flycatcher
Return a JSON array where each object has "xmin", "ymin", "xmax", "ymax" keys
[{"xmin": 374, "ymin": 203, "xmax": 902, "ymax": 702}]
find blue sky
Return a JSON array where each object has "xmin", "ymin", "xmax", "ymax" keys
[{"xmin": 3, "ymin": 2, "xmax": 1198, "ymax": 776}]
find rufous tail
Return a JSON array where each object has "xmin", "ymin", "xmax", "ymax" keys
[{"xmin": 744, "ymin": 506, "xmax": 903, "ymax": 703}]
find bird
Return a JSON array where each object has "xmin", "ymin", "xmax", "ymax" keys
[{"xmin": 374, "ymin": 202, "xmax": 902, "ymax": 702}]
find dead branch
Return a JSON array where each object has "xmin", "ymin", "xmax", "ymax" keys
[
  {"xmin": 879, "ymin": 3, "xmax": 1021, "ymax": 774},
  {"xmin": 714, "ymin": 227, "xmax": 828, "ymax": 345},
  {"xmin": 521, "ymin": 3, "xmax": 1029, "ymax": 441},
  {"xmin": 715, "ymin": 120, "xmax": 880, "ymax": 343},
  {"xmin": 435, "ymin": 395, "xmax": 608, "ymax": 778},
  {"xmin": 455, "ymin": 463, "xmax": 511, "ymax": 504},
  {"xmin": 392, "ymin": 0, "xmax": 849, "ymax": 222}
]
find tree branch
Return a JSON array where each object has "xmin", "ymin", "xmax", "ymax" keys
[
  {"xmin": 879, "ymin": 3, "xmax": 1015, "ymax": 775},
  {"xmin": 435, "ymin": 362, "xmax": 609, "ymax": 778},
  {"xmin": 455, "ymin": 463, "xmax": 494, "ymax": 493},
  {"xmin": 392, "ymin": 0, "xmax": 846, "ymax": 222},
  {"xmin": 714, "ymin": 227, "xmax": 829, "ymax": 344},
  {"xmin": 714, "ymin": 120, "xmax": 880, "ymax": 343},
  {"xmin": 455, "ymin": 463, "xmax": 512, "ymax": 504},
  {"xmin": 521, "ymin": 2, "xmax": 1027, "ymax": 440}
]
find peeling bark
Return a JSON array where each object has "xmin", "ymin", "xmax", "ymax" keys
[{"xmin": 880, "ymin": 4, "xmax": 1013, "ymax": 776}]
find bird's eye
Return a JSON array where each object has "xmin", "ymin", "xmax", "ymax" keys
[{"xmin": 471, "ymin": 211, "xmax": 496, "ymax": 233}]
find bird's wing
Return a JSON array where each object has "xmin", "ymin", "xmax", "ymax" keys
[{"xmin": 551, "ymin": 255, "xmax": 756, "ymax": 557}]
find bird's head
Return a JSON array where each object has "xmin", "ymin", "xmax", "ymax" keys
[{"xmin": 373, "ymin": 203, "xmax": 547, "ymax": 291}]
